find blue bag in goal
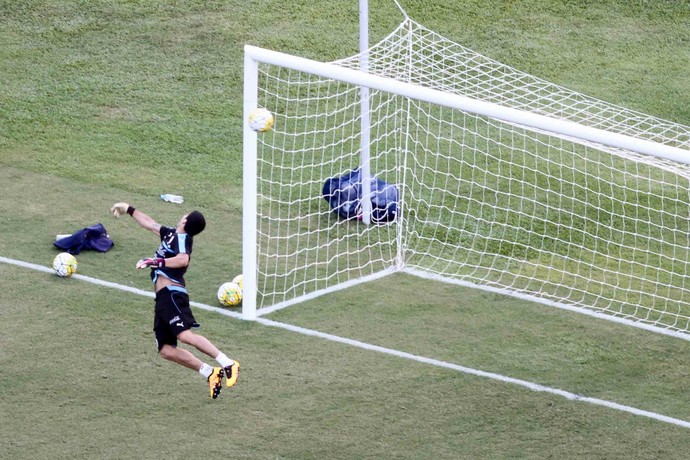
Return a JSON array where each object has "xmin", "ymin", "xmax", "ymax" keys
[{"xmin": 322, "ymin": 168, "xmax": 398, "ymax": 224}]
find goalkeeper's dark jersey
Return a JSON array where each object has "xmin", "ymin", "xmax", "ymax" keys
[{"xmin": 150, "ymin": 226, "xmax": 193, "ymax": 287}]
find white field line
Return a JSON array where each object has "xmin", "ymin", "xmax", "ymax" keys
[{"xmin": 2, "ymin": 255, "xmax": 689, "ymax": 429}]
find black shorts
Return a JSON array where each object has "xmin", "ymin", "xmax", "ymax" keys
[{"xmin": 153, "ymin": 286, "xmax": 199, "ymax": 351}]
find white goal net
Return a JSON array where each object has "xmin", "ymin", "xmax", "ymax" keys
[{"xmin": 242, "ymin": 18, "xmax": 690, "ymax": 338}]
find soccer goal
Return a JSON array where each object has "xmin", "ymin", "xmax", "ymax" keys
[{"xmin": 242, "ymin": 18, "xmax": 690, "ymax": 340}]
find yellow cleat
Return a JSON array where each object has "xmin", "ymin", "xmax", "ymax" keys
[
  {"xmin": 208, "ymin": 367, "xmax": 224, "ymax": 399},
  {"xmin": 224, "ymin": 361, "xmax": 240, "ymax": 388}
]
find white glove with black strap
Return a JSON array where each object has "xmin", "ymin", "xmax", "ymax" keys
[
  {"xmin": 111, "ymin": 202, "xmax": 132, "ymax": 218},
  {"xmin": 136, "ymin": 258, "xmax": 165, "ymax": 269}
]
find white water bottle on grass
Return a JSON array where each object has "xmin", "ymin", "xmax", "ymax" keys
[{"xmin": 160, "ymin": 194, "xmax": 184, "ymax": 204}]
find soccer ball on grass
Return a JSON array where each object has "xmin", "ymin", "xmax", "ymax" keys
[
  {"xmin": 248, "ymin": 107, "xmax": 274, "ymax": 132},
  {"xmin": 217, "ymin": 281, "xmax": 242, "ymax": 307},
  {"xmin": 53, "ymin": 252, "xmax": 77, "ymax": 277}
]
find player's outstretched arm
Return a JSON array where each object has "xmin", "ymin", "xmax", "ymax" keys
[{"xmin": 111, "ymin": 202, "xmax": 161, "ymax": 236}]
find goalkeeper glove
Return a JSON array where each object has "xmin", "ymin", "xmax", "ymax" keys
[
  {"xmin": 111, "ymin": 202, "xmax": 133, "ymax": 217},
  {"xmin": 136, "ymin": 258, "xmax": 165, "ymax": 269}
]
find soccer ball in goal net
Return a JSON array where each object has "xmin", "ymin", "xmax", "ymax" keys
[{"xmin": 241, "ymin": 18, "xmax": 690, "ymax": 338}]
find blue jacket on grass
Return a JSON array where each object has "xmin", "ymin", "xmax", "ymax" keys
[{"xmin": 53, "ymin": 223, "xmax": 114, "ymax": 255}]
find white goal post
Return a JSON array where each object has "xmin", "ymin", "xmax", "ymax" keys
[{"xmin": 241, "ymin": 18, "xmax": 690, "ymax": 340}]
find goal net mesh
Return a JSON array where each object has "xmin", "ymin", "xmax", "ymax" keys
[{"xmin": 250, "ymin": 18, "xmax": 690, "ymax": 334}]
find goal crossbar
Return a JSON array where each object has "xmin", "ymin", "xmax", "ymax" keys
[{"xmin": 244, "ymin": 45, "xmax": 690, "ymax": 165}]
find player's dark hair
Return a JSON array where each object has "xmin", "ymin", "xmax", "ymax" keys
[{"xmin": 184, "ymin": 210, "xmax": 206, "ymax": 236}]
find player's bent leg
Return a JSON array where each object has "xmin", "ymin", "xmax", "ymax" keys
[
  {"xmin": 177, "ymin": 330, "xmax": 221, "ymax": 359},
  {"xmin": 160, "ymin": 344, "xmax": 224, "ymax": 399},
  {"xmin": 159, "ymin": 344, "xmax": 203, "ymax": 370}
]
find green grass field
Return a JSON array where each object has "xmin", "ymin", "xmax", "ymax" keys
[{"xmin": 2, "ymin": 1, "xmax": 690, "ymax": 458}]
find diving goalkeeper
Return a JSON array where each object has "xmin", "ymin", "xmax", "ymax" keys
[{"xmin": 110, "ymin": 202, "xmax": 239, "ymax": 399}]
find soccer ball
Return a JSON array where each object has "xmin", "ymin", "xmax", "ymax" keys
[
  {"xmin": 53, "ymin": 252, "xmax": 77, "ymax": 277},
  {"xmin": 232, "ymin": 274, "xmax": 243, "ymax": 291},
  {"xmin": 217, "ymin": 281, "xmax": 242, "ymax": 307},
  {"xmin": 248, "ymin": 107, "xmax": 274, "ymax": 132}
]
